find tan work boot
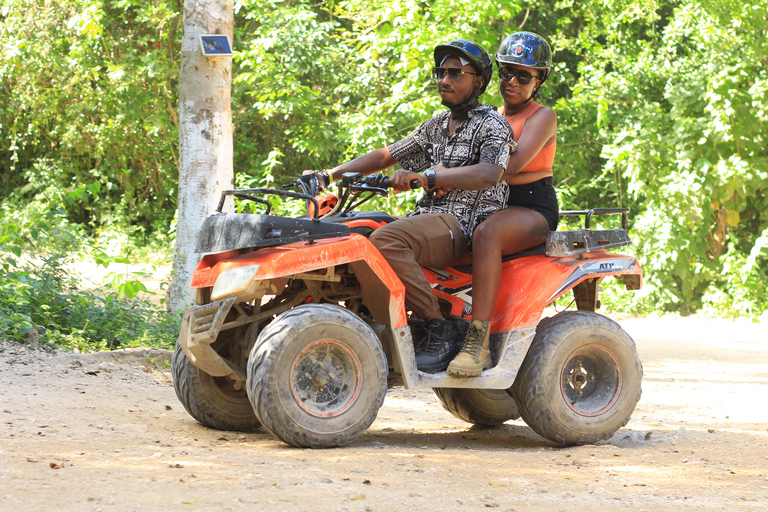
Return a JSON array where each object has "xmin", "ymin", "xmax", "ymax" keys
[{"xmin": 447, "ymin": 320, "xmax": 492, "ymax": 377}]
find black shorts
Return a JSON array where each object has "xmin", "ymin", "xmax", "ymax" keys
[{"xmin": 507, "ymin": 176, "xmax": 559, "ymax": 231}]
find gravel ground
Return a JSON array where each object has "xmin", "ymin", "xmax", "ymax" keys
[{"xmin": 1, "ymin": 314, "xmax": 767, "ymax": 512}]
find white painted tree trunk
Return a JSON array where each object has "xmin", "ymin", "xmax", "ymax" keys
[{"xmin": 169, "ymin": 0, "xmax": 234, "ymax": 311}]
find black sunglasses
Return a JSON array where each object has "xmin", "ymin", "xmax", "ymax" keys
[
  {"xmin": 432, "ymin": 67, "xmax": 480, "ymax": 81},
  {"xmin": 498, "ymin": 67, "xmax": 539, "ymax": 85}
]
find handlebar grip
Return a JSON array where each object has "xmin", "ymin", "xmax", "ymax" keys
[{"xmin": 377, "ymin": 176, "xmax": 422, "ymax": 190}]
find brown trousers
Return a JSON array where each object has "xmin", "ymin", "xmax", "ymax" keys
[{"xmin": 368, "ymin": 213, "xmax": 470, "ymax": 319}]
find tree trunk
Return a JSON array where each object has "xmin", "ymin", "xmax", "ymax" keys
[
  {"xmin": 169, "ymin": 0, "xmax": 234, "ymax": 311},
  {"xmin": 707, "ymin": 207, "xmax": 728, "ymax": 259}
]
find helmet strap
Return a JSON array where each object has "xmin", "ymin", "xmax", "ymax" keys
[
  {"xmin": 447, "ymin": 80, "xmax": 483, "ymax": 119},
  {"xmin": 449, "ymin": 97, "xmax": 479, "ymax": 119},
  {"xmin": 523, "ymin": 90, "xmax": 536, "ymax": 103},
  {"xmin": 524, "ymin": 81, "xmax": 544, "ymax": 103}
]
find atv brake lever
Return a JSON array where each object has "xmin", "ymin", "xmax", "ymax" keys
[{"xmin": 348, "ymin": 184, "xmax": 387, "ymax": 196}]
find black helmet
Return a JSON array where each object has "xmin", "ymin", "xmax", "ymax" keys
[
  {"xmin": 496, "ymin": 32, "xmax": 552, "ymax": 83},
  {"xmin": 434, "ymin": 39, "xmax": 493, "ymax": 96}
]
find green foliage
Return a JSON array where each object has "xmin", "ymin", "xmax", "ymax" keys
[
  {"xmin": 3, "ymin": 0, "xmax": 767, "ymax": 318},
  {"xmin": 0, "ymin": 208, "xmax": 180, "ymax": 351},
  {"xmin": 232, "ymin": 0, "xmax": 518, "ymax": 181},
  {"xmin": 0, "ymin": 0, "xmax": 182, "ymax": 231},
  {"xmin": 548, "ymin": 0, "xmax": 768, "ymax": 317}
]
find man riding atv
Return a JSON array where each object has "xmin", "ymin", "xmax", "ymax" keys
[
  {"xmin": 307, "ymin": 39, "xmax": 516, "ymax": 375},
  {"xmin": 172, "ymin": 37, "xmax": 644, "ymax": 450}
]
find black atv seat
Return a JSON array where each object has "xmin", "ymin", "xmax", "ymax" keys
[
  {"xmin": 322, "ymin": 211, "xmax": 397, "ymax": 226},
  {"xmin": 451, "ymin": 243, "xmax": 547, "ymax": 274}
]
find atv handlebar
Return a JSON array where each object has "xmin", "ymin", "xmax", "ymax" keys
[
  {"xmin": 341, "ymin": 172, "xmax": 422, "ymax": 191},
  {"xmin": 215, "ymin": 171, "xmax": 422, "ymax": 221}
]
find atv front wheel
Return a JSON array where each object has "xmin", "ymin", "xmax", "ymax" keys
[
  {"xmin": 434, "ymin": 388, "xmax": 519, "ymax": 426},
  {"xmin": 512, "ymin": 311, "xmax": 642, "ymax": 446},
  {"xmin": 171, "ymin": 332, "xmax": 261, "ymax": 432},
  {"xmin": 246, "ymin": 304, "xmax": 387, "ymax": 448}
]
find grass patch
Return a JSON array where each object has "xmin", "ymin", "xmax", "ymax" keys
[{"xmin": 0, "ymin": 208, "xmax": 180, "ymax": 352}]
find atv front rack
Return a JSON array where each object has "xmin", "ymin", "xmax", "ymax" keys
[
  {"xmin": 216, "ymin": 188, "xmax": 322, "ymax": 219},
  {"xmin": 546, "ymin": 208, "xmax": 632, "ymax": 257}
]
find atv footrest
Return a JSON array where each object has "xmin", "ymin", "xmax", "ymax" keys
[
  {"xmin": 546, "ymin": 229, "xmax": 632, "ymax": 257},
  {"xmin": 196, "ymin": 213, "xmax": 351, "ymax": 254}
]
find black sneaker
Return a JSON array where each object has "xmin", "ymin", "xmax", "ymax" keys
[{"xmin": 414, "ymin": 319, "xmax": 463, "ymax": 373}]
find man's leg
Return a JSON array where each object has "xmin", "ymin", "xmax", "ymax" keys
[
  {"xmin": 369, "ymin": 213, "xmax": 468, "ymax": 319},
  {"xmin": 369, "ymin": 213, "xmax": 470, "ymax": 372}
]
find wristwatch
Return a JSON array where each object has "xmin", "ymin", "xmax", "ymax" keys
[
  {"xmin": 317, "ymin": 169, "xmax": 332, "ymax": 188},
  {"xmin": 422, "ymin": 168, "xmax": 436, "ymax": 190}
]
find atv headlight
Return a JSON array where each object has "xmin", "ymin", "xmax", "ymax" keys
[{"xmin": 210, "ymin": 264, "xmax": 261, "ymax": 301}]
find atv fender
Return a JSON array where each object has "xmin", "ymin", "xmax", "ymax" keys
[
  {"xmin": 187, "ymin": 235, "xmax": 409, "ymax": 376},
  {"xmin": 493, "ymin": 252, "xmax": 643, "ymax": 330}
]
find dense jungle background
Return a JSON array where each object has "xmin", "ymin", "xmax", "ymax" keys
[{"xmin": 1, "ymin": 0, "xmax": 766, "ymax": 350}]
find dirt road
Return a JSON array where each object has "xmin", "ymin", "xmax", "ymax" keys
[{"xmin": 1, "ymin": 314, "xmax": 767, "ymax": 512}]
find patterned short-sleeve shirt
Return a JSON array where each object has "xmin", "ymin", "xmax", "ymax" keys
[{"xmin": 387, "ymin": 104, "xmax": 517, "ymax": 244}]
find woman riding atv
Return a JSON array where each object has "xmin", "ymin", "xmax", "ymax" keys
[{"xmin": 446, "ymin": 32, "xmax": 560, "ymax": 376}]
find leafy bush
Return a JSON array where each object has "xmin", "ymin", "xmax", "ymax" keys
[
  {"xmin": 3, "ymin": 0, "xmax": 767, "ymax": 319},
  {"xmin": 0, "ymin": 208, "xmax": 180, "ymax": 352},
  {"xmin": 0, "ymin": 0, "xmax": 181, "ymax": 231}
]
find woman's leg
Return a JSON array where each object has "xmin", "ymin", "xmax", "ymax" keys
[
  {"xmin": 448, "ymin": 206, "xmax": 550, "ymax": 376},
  {"xmin": 470, "ymin": 206, "xmax": 550, "ymax": 321}
]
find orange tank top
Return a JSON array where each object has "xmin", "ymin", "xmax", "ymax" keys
[{"xmin": 497, "ymin": 101, "xmax": 556, "ymax": 173}]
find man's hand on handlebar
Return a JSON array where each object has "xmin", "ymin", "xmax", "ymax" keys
[
  {"xmin": 390, "ymin": 169, "xmax": 426, "ymax": 193},
  {"xmin": 301, "ymin": 169, "xmax": 332, "ymax": 190}
]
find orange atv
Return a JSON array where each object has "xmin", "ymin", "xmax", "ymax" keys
[{"xmin": 172, "ymin": 172, "xmax": 644, "ymax": 448}]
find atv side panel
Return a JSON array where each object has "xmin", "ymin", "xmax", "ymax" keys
[
  {"xmin": 396, "ymin": 327, "xmax": 536, "ymax": 390},
  {"xmin": 428, "ymin": 251, "xmax": 642, "ymax": 331}
]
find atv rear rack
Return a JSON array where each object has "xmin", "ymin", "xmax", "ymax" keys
[{"xmin": 546, "ymin": 208, "xmax": 632, "ymax": 257}]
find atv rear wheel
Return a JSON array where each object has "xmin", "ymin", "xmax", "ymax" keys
[
  {"xmin": 512, "ymin": 311, "xmax": 642, "ymax": 446},
  {"xmin": 246, "ymin": 304, "xmax": 387, "ymax": 448},
  {"xmin": 434, "ymin": 388, "xmax": 519, "ymax": 426},
  {"xmin": 171, "ymin": 331, "xmax": 261, "ymax": 432}
]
